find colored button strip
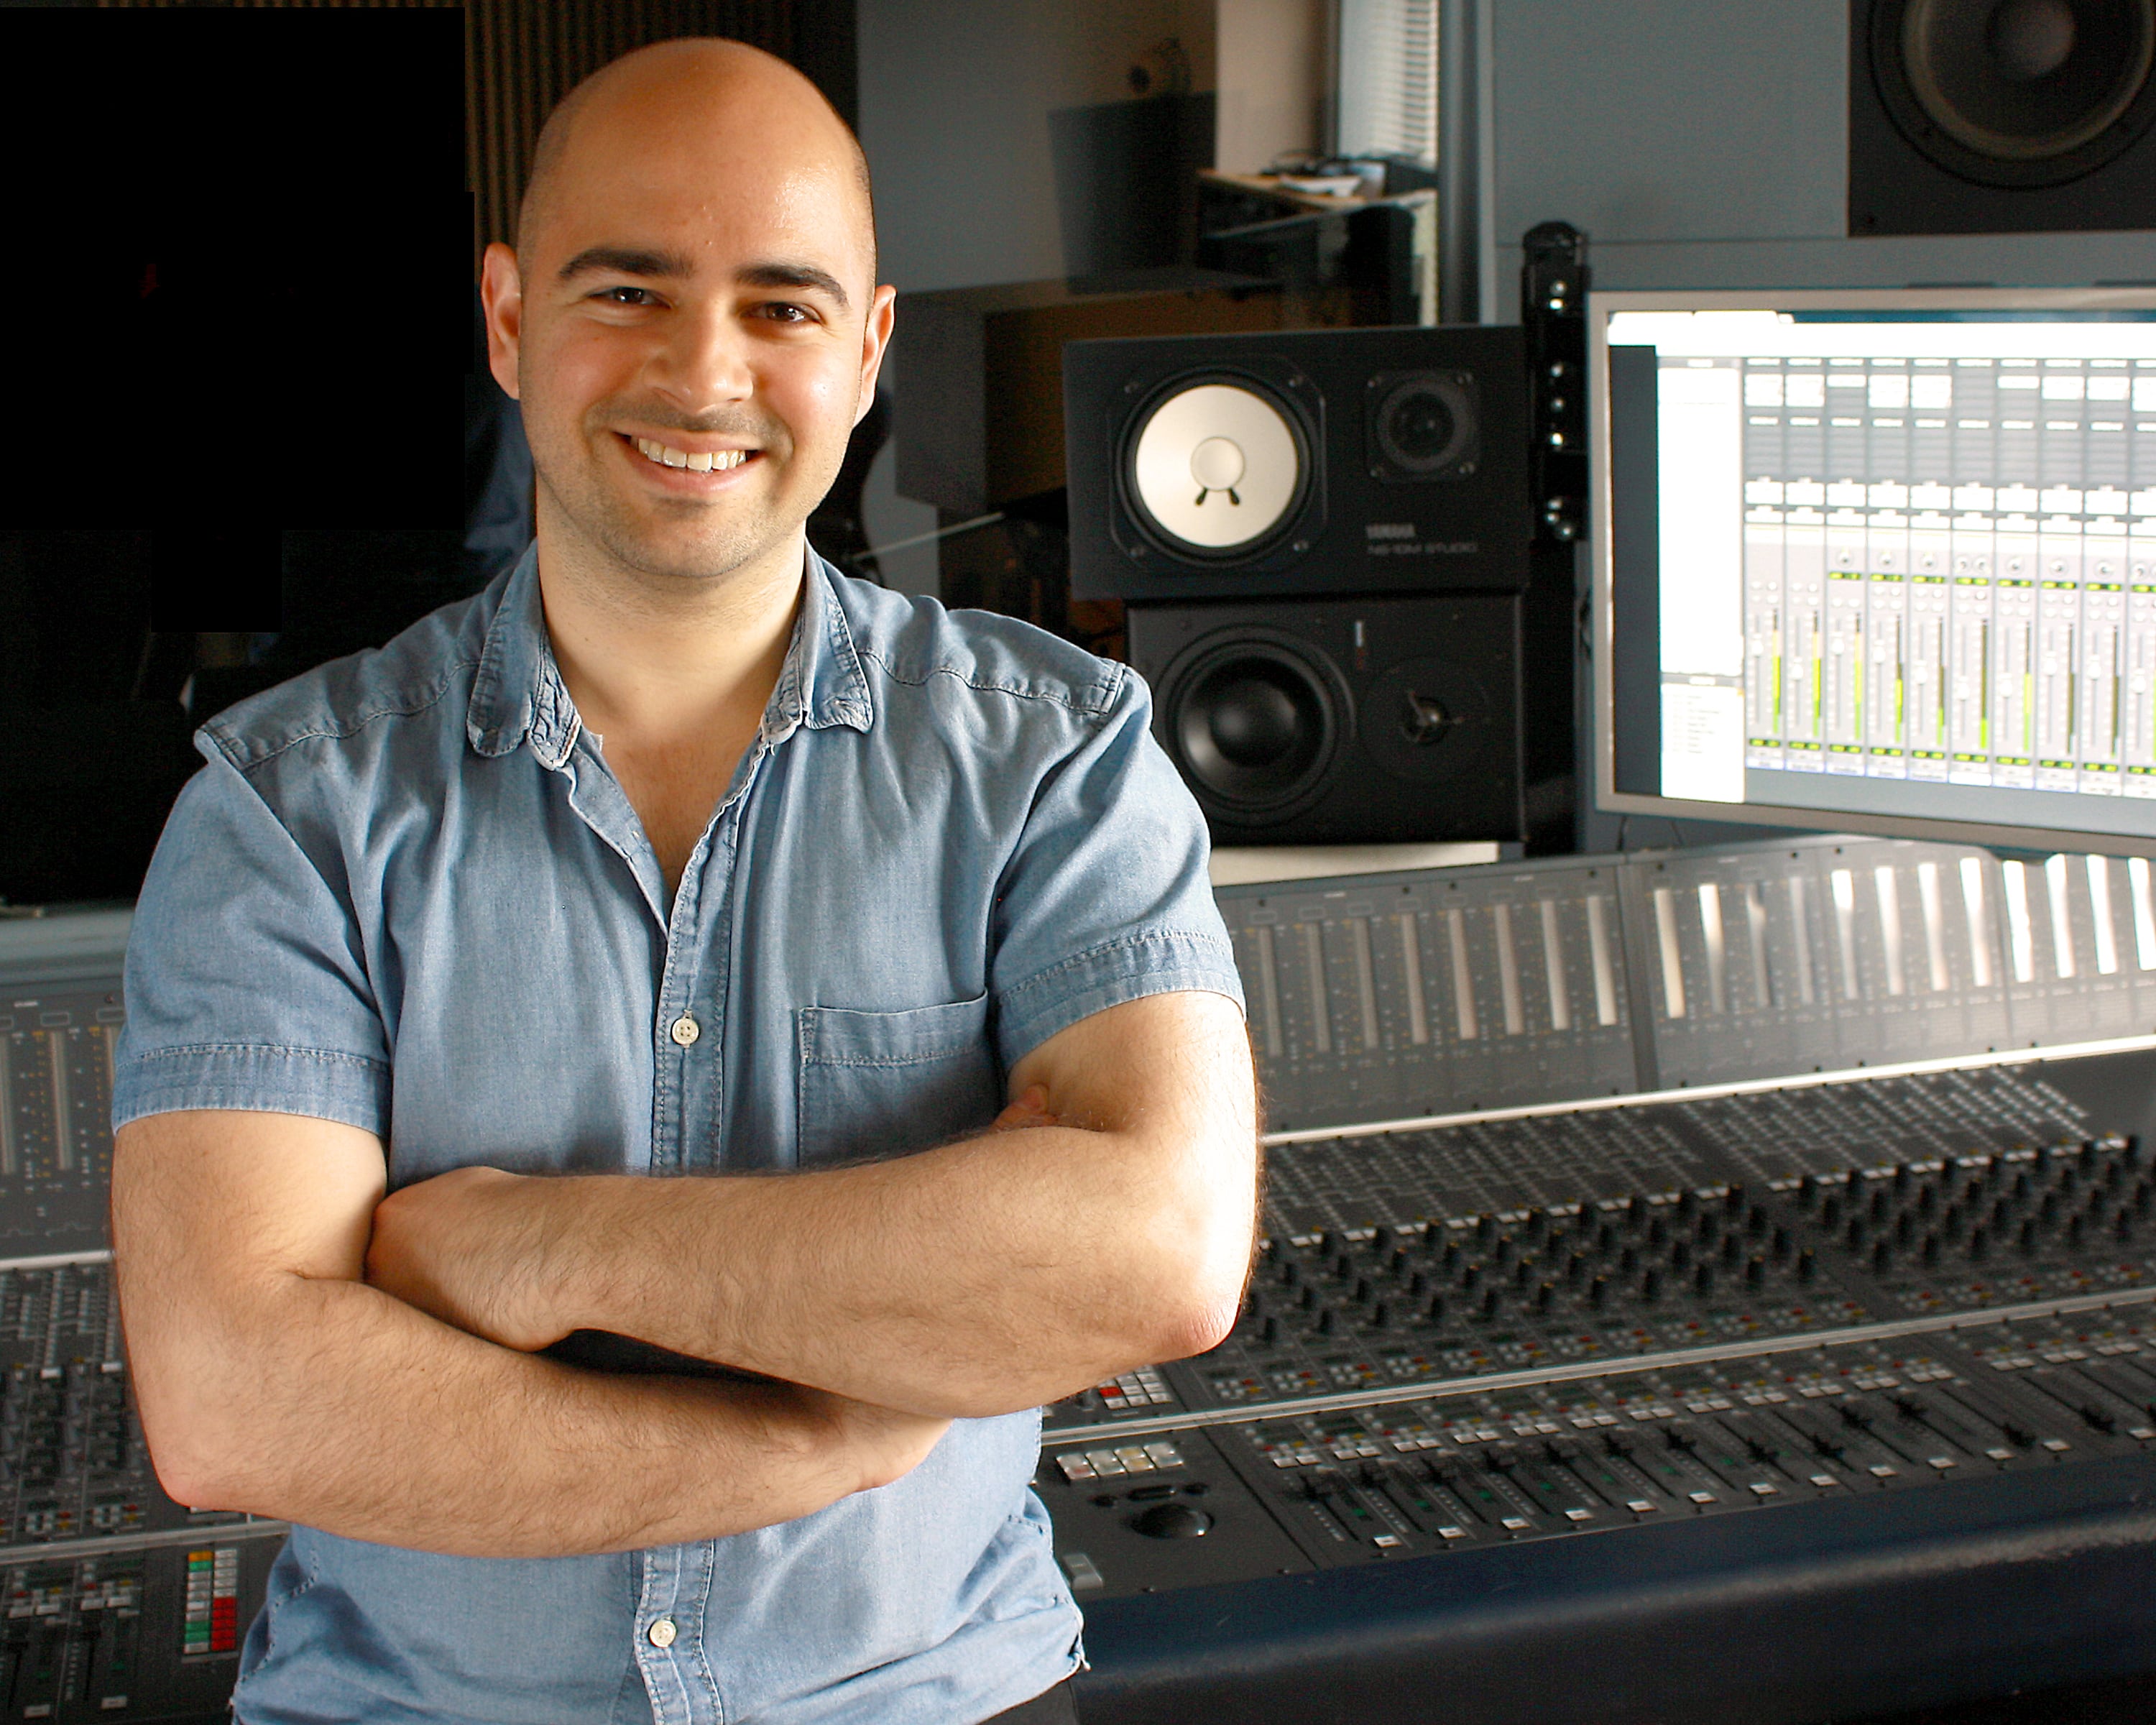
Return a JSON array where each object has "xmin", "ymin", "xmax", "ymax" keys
[
  {"xmin": 182, "ymin": 1547, "xmax": 239, "ymax": 1655},
  {"xmin": 1095, "ymin": 1367, "xmax": 1174, "ymax": 1412},
  {"xmin": 1056, "ymin": 1440, "xmax": 1183, "ymax": 1482}
]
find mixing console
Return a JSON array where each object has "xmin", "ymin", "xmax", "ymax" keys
[
  {"xmin": 0, "ymin": 984, "xmax": 125, "ymax": 1254},
  {"xmin": 0, "ymin": 1534, "xmax": 285, "ymax": 1722},
  {"xmin": 1041, "ymin": 1318, "xmax": 2156, "ymax": 1595},
  {"xmin": 1046, "ymin": 1062, "xmax": 2120, "ymax": 1421},
  {"xmin": 1040, "ymin": 1034, "xmax": 2156, "ymax": 1626},
  {"xmin": 0, "ymin": 1241, "xmax": 287, "ymax": 1723},
  {"xmin": 0, "ymin": 1251, "xmax": 282, "ymax": 1721},
  {"xmin": 14, "ymin": 841, "xmax": 2156, "ymax": 1718},
  {"xmin": 0, "ymin": 923, "xmax": 277, "ymax": 1721},
  {"xmin": 0, "ymin": 1260, "xmax": 262, "ymax": 1557}
]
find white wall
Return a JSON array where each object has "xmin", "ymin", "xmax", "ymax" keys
[{"xmin": 1215, "ymin": 0, "xmax": 1328, "ymax": 175}]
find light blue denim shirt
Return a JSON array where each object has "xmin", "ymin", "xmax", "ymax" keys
[{"xmin": 114, "ymin": 543, "xmax": 1243, "ymax": 1725}]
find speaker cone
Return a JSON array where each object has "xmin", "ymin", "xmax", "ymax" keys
[
  {"xmin": 1125, "ymin": 375, "xmax": 1310, "ymax": 558},
  {"xmin": 1874, "ymin": 0, "xmax": 2156, "ymax": 185},
  {"xmin": 1160, "ymin": 631, "xmax": 1347, "ymax": 818},
  {"xmin": 1368, "ymin": 372, "xmax": 1479, "ymax": 482}
]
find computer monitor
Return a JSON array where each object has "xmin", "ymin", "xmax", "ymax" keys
[{"xmin": 1590, "ymin": 286, "xmax": 2156, "ymax": 855}]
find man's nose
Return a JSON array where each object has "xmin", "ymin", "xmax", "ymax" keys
[{"xmin": 650, "ymin": 303, "xmax": 756, "ymax": 408}]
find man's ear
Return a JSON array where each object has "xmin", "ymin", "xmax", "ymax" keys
[
  {"xmin": 855, "ymin": 283, "xmax": 898, "ymax": 426},
  {"xmin": 479, "ymin": 242, "xmax": 525, "ymax": 402}
]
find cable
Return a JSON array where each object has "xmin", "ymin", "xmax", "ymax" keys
[{"xmin": 851, "ymin": 510, "xmax": 1006, "ymax": 567}]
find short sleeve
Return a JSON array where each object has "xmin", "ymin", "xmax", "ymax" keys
[
  {"xmin": 987, "ymin": 669, "xmax": 1245, "ymax": 1068},
  {"xmin": 112, "ymin": 750, "xmax": 391, "ymax": 1136}
]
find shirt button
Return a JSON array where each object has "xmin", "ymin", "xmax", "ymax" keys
[
  {"xmin": 647, "ymin": 1616, "xmax": 677, "ymax": 1649},
  {"xmin": 668, "ymin": 1015, "xmax": 700, "ymax": 1047}
]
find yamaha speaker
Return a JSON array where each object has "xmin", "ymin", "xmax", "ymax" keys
[
  {"xmin": 1851, "ymin": 0, "xmax": 2156, "ymax": 234},
  {"xmin": 1065, "ymin": 326, "xmax": 1530, "ymax": 604},
  {"xmin": 1128, "ymin": 595, "xmax": 1524, "ymax": 845}
]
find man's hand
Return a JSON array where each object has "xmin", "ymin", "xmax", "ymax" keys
[
  {"xmin": 796, "ymin": 1386, "xmax": 955, "ymax": 1494},
  {"xmin": 368, "ymin": 1087, "xmax": 1064, "ymax": 1351},
  {"xmin": 366, "ymin": 1166, "xmax": 568, "ymax": 1352},
  {"xmin": 987, "ymin": 1085, "xmax": 1059, "ymax": 1133}
]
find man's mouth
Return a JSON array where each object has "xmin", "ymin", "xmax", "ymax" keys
[{"xmin": 627, "ymin": 435, "xmax": 754, "ymax": 474}]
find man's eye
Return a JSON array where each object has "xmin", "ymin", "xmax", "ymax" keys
[
  {"xmin": 597, "ymin": 286, "xmax": 655, "ymax": 305},
  {"xmin": 757, "ymin": 303, "xmax": 812, "ymax": 323}
]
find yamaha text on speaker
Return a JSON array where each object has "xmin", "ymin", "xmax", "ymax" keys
[
  {"xmin": 1128, "ymin": 595, "xmax": 1524, "ymax": 845},
  {"xmin": 1851, "ymin": 0, "xmax": 2156, "ymax": 233},
  {"xmin": 1065, "ymin": 326, "xmax": 1531, "ymax": 604}
]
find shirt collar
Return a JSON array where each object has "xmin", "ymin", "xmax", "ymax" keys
[{"xmin": 466, "ymin": 542, "xmax": 874, "ymax": 766}]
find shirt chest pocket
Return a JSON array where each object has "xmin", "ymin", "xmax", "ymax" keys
[{"xmin": 795, "ymin": 993, "xmax": 1002, "ymax": 1166}]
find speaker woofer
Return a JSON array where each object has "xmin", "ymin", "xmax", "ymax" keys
[
  {"xmin": 1120, "ymin": 372, "xmax": 1314, "ymax": 561},
  {"xmin": 1874, "ymin": 0, "xmax": 2156, "ymax": 186},
  {"xmin": 1160, "ymin": 631, "xmax": 1348, "ymax": 818}
]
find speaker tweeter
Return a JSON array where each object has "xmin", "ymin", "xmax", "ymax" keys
[{"xmin": 1366, "ymin": 371, "xmax": 1479, "ymax": 484}]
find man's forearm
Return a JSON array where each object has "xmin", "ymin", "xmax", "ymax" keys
[
  {"xmin": 368, "ymin": 991, "xmax": 1261, "ymax": 1421},
  {"xmin": 137, "ymin": 1271, "xmax": 918, "ymax": 1558},
  {"xmin": 530, "ymin": 1116, "xmax": 1248, "ymax": 1418}
]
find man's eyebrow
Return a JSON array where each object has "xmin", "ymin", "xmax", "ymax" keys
[
  {"xmin": 556, "ymin": 245, "xmax": 695, "ymax": 285},
  {"xmin": 737, "ymin": 262, "xmax": 851, "ymax": 313},
  {"xmin": 553, "ymin": 249, "xmax": 852, "ymax": 313}
]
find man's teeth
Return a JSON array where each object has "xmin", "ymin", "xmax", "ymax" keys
[{"xmin": 633, "ymin": 437, "xmax": 748, "ymax": 473}]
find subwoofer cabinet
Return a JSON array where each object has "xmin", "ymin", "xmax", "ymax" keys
[{"xmin": 1126, "ymin": 594, "xmax": 1524, "ymax": 845}]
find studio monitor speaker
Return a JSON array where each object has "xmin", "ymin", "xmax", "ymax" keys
[
  {"xmin": 1065, "ymin": 326, "xmax": 1531, "ymax": 604},
  {"xmin": 1851, "ymin": 0, "xmax": 2156, "ymax": 232},
  {"xmin": 1128, "ymin": 595, "xmax": 1524, "ymax": 845}
]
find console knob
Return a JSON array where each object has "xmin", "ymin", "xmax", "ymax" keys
[{"xmin": 1133, "ymin": 1502, "xmax": 1213, "ymax": 1539}]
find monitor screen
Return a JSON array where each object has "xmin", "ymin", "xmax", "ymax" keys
[{"xmin": 1590, "ymin": 287, "xmax": 2156, "ymax": 854}]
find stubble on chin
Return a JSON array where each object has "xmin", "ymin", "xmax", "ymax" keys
[{"xmin": 539, "ymin": 425, "xmax": 790, "ymax": 589}]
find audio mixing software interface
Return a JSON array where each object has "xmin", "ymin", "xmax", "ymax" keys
[{"xmin": 1610, "ymin": 306, "xmax": 2156, "ymax": 843}]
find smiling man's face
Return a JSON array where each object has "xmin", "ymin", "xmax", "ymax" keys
[{"xmin": 484, "ymin": 44, "xmax": 890, "ymax": 592}]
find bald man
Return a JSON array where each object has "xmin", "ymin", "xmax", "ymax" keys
[{"xmin": 109, "ymin": 37, "xmax": 1256, "ymax": 1725}]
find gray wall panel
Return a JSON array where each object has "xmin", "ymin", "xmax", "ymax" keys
[
  {"xmin": 1490, "ymin": 0, "xmax": 1847, "ymax": 249},
  {"xmin": 1478, "ymin": 1, "xmax": 2156, "ymax": 304}
]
